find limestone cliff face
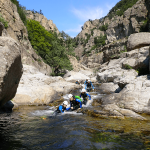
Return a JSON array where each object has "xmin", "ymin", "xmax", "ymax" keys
[
  {"xmin": 106, "ymin": 0, "xmax": 148, "ymax": 43},
  {"xmin": 26, "ymin": 10, "xmax": 59, "ymax": 34},
  {"xmin": 75, "ymin": 0, "xmax": 149, "ymax": 69},
  {"xmin": 0, "ymin": 0, "xmax": 52, "ymax": 75}
]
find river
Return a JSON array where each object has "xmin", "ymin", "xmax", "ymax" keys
[{"xmin": 0, "ymin": 85, "xmax": 150, "ymax": 150}]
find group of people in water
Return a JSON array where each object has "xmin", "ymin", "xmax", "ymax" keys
[{"xmin": 56, "ymin": 79, "xmax": 94, "ymax": 114}]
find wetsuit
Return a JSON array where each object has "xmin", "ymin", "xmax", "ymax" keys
[
  {"xmin": 85, "ymin": 82, "xmax": 94, "ymax": 92},
  {"xmin": 66, "ymin": 98, "xmax": 82, "ymax": 111},
  {"xmin": 80, "ymin": 92, "xmax": 91, "ymax": 105},
  {"xmin": 56, "ymin": 105, "xmax": 66, "ymax": 113}
]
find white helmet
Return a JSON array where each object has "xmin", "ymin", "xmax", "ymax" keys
[
  {"xmin": 63, "ymin": 101, "xmax": 68, "ymax": 105},
  {"xmin": 68, "ymin": 94, "xmax": 73, "ymax": 99},
  {"xmin": 88, "ymin": 80, "xmax": 90, "ymax": 82},
  {"xmin": 81, "ymin": 89, "xmax": 86, "ymax": 93}
]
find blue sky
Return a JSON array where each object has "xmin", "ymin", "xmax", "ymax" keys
[{"xmin": 18, "ymin": 0, "xmax": 120, "ymax": 37}]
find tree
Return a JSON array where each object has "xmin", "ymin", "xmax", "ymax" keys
[{"xmin": 26, "ymin": 20, "xmax": 73, "ymax": 75}]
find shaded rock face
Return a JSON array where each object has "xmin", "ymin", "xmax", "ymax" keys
[
  {"xmin": 0, "ymin": 0, "xmax": 52, "ymax": 75},
  {"xmin": 127, "ymin": 33, "xmax": 150, "ymax": 50},
  {"xmin": 26, "ymin": 10, "xmax": 59, "ymax": 34},
  {"xmin": 0, "ymin": 37, "xmax": 22, "ymax": 107}
]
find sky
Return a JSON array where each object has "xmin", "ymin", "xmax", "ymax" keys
[{"xmin": 18, "ymin": 0, "xmax": 120, "ymax": 37}]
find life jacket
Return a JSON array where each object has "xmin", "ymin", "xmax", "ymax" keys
[{"xmin": 75, "ymin": 96, "xmax": 82, "ymax": 102}]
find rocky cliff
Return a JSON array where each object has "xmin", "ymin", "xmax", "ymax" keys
[
  {"xmin": 75, "ymin": 0, "xmax": 149, "ymax": 69},
  {"xmin": 26, "ymin": 10, "xmax": 59, "ymax": 34},
  {"xmin": 0, "ymin": 0, "xmax": 52, "ymax": 75}
]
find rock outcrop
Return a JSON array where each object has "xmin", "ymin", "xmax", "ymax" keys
[
  {"xmin": 74, "ymin": 0, "xmax": 149, "ymax": 68},
  {"xmin": 0, "ymin": 37, "xmax": 22, "ymax": 107},
  {"xmin": 26, "ymin": 10, "xmax": 59, "ymax": 34},
  {"xmin": 0, "ymin": 0, "xmax": 52, "ymax": 75},
  {"xmin": 94, "ymin": 43, "xmax": 150, "ymax": 119},
  {"xmin": 127, "ymin": 33, "xmax": 150, "ymax": 50},
  {"xmin": 13, "ymin": 65, "xmax": 81, "ymax": 105}
]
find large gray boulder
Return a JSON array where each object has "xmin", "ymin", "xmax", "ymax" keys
[
  {"xmin": 99, "ymin": 83, "xmax": 121, "ymax": 94},
  {"xmin": 0, "ymin": 37, "xmax": 22, "ymax": 107},
  {"xmin": 127, "ymin": 33, "xmax": 150, "ymax": 50},
  {"xmin": 13, "ymin": 65, "xmax": 81, "ymax": 105}
]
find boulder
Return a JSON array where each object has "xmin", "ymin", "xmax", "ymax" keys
[
  {"xmin": 13, "ymin": 65, "xmax": 81, "ymax": 105},
  {"xmin": 13, "ymin": 86, "xmax": 58, "ymax": 105},
  {"xmin": 99, "ymin": 83, "xmax": 121, "ymax": 94},
  {"xmin": 0, "ymin": 37, "xmax": 22, "ymax": 107},
  {"xmin": 63, "ymin": 71, "xmax": 90, "ymax": 83},
  {"xmin": 127, "ymin": 33, "xmax": 150, "ymax": 50},
  {"xmin": 99, "ymin": 75, "xmax": 150, "ymax": 118}
]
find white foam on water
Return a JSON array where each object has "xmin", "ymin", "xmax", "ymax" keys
[
  {"xmin": 31, "ymin": 110, "xmax": 54, "ymax": 116},
  {"xmin": 30, "ymin": 91, "xmax": 104, "ymax": 117}
]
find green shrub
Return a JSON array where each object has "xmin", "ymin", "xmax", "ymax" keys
[
  {"xmin": 99, "ymin": 24, "xmax": 108, "ymax": 31},
  {"xmin": 94, "ymin": 34, "xmax": 107, "ymax": 47},
  {"xmin": 27, "ymin": 20, "xmax": 73, "ymax": 75},
  {"xmin": 124, "ymin": 64, "xmax": 133, "ymax": 69},
  {"xmin": 120, "ymin": 45, "xmax": 127, "ymax": 53},
  {"xmin": 108, "ymin": 0, "xmax": 139, "ymax": 19},
  {"xmin": 83, "ymin": 33, "xmax": 91, "ymax": 46},
  {"xmin": 0, "ymin": 14, "xmax": 8, "ymax": 29},
  {"xmin": 10, "ymin": 0, "xmax": 27, "ymax": 25}
]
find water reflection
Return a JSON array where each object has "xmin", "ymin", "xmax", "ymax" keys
[{"xmin": 0, "ymin": 107, "xmax": 149, "ymax": 150}]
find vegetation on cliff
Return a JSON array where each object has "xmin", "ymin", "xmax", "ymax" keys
[
  {"xmin": 108, "ymin": 0, "xmax": 139, "ymax": 19},
  {"xmin": 27, "ymin": 20, "xmax": 74, "ymax": 75},
  {"xmin": 0, "ymin": 14, "xmax": 8, "ymax": 29}
]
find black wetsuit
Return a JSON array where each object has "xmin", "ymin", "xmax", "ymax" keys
[
  {"xmin": 80, "ymin": 92, "xmax": 88, "ymax": 105},
  {"xmin": 86, "ymin": 82, "xmax": 92, "ymax": 92},
  {"xmin": 68, "ymin": 99, "xmax": 80, "ymax": 111}
]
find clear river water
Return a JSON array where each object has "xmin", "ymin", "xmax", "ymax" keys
[{"xmin": 0, "ymin": 86, "xmax": 150, "ymax": 150}]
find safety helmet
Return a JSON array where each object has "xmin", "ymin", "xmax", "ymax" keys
[
  {"xmin": 88, "ymin": 80, "xmax": 90, "ymax": 82},
  {"xmin": 63, "ymin": 101, "xmax": 68, "ymax": 105},
  {"xmin": 81, "ymin": 89, "xmax": 86, "ymax": 93},
  {"xmin": 68, "ymin": 94, "xmax": 73, "ymax": 99}
]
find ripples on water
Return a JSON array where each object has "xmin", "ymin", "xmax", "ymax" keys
[{"xmin": 0, "ymin": 87, "xmax": 150, "ymax": 149}]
